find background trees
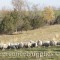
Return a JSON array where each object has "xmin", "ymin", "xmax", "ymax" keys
[
  {"xmin": 43, "ymin": 7, "xmax": 55, "ymax": 25},
  {"xmin": 0, "ymin": 15, "xmax": 14, "ymax": 34},
  {"xmin": 0, "ymin": 0, "xmax": 60, "ymax": 34},
  {"xmin": 28, "ymin": 4, "xmax": 45, "ymax": 29},
  {"xmin": 12, "ymin": 0, "xmax": 25, "ymax": 11},
  {"xmin": 55, "ymin": 15, "xmax": 60, "ymax": 24}
]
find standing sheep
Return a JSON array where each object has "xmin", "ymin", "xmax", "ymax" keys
[
  {"xmin": 7, "ymin": 43, "xmax": 16, "ymax": 49},
  {"xmin": 37, "ymin": 40, "xmax": 42, "ymax": 46},
  {"xmin": 42, "ymin": 41, "xmax": 50, "ymax": 47},
  {"xmin": 18, "ymin": 42, "xmax": 24, "ymax": 48},
  {"xmin": 31, "ymin": 42, "xmax": 38, "ymax": 48},
  {"xmin": 57, "ymin": 41, "xmax": 60, "ymax": 46},
  {"xmin": 0, "ymin": 43, "xmax": 3, "ymax": 50},
  {"xmin": 3, "ymin": 44, "xmax": 8, "ymax": 50},
  {"xmin": 50, "ymin": 40, "xmax": 57, "ymax": 46}
]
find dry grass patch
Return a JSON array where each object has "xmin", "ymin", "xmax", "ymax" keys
[{"xmin": 0, "ymin": 24, "xmax": 60, "ymax": 43}]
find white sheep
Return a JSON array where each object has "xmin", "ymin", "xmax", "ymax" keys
[
  {"xmin": 27, "ymin": 42, "xmax": 32, "ymax": 48},
  {"xmin": 50, "ymin": 40, "xmax": 57, "ymax": 46},
  {"xmin": 19, "ymin": 42, "xmax": 24, "ymax": 48},
  {"xmin": 42, "ymin": 41, "xmax": 50, "ymax": 47},
  {"xmin": 37, "ymin": 40, "xmax": 42, "ymax": 46},
  {"xmin": 3, "ymin": 44, "xmax": 8, "ymax": 49},
  {"xmin": 31, "ymin": 42, "xmax": 38, "ymax": 48}
]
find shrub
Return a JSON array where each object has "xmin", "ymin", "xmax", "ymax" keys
[
  {"xmin": 0, "ymin": 15, "xmax": 15, "ymax": 34},
  {"xmin": 30, "ymin": 15, "xmax": 45, "ymax": 29},
  {"xmin": 21, "ymin": 19, "xmax": 32, "ymax": 31},
  {"xmin": 55, "ymin": 15, "xmax": 60, "ymax": 24}
]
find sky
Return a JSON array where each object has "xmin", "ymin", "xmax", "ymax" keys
[{"xmin": 0, "ymin": 0, "xmax": 60, "ymax": 10}]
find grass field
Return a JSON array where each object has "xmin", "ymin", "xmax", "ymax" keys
[
  {"xmin": 0, "ymin": 46, "xmax": 60, "ymax": 60},
  {"xmin": 0, "ymin": 24, "xmax": 59, "ymax": 60},
  {"xmin": 0, "ymin": 24, "xmax": 60, "ymax": 43}
]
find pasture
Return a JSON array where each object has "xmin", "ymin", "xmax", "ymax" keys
[
  {"xmin": 0, "ymin": 25, "xmax": 60, "ymax": 60},
  {"xmin": 0, "ymin": 24, "xmax": 60, "ymax": 43},
  {"xmin": 0, "ymin": 46, "xmax": 60, "ymax": 60}
]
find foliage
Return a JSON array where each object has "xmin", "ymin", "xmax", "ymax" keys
[
  {"xmin": 55, "ymin": 15, "xmax": 60, "ymax": 24},
  {"xmin": 0, "ymin": 15, "xmax": 15, "ymax": 34},
  {"xmin": 0, "ymin": 9, "xmax": 22, "ymax": 34},
  {"xmin": 12, "ymin": 0, "xmax": 25, "ymax": 11},
  {"xmin": 10, "ymin": 10, "xmax": 20, "ymax": 32},
  {"xmin": 0, "ymin": 2, "xmax": 60, "ymax": 34},
  {"xmin": 21, "ymin": 19, "xmax": 32, "ymax": 31},
  {"xmin": 31, "ymin": 15, "xmax": 45, "ymax": 29},
  {"xmin": 43, "ymin": 7, "xmax": 55, "ymax": 24}
]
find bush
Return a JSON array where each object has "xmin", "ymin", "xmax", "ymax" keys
[
  {"xmin": 30, "ymin": 15, "xmax": 45, "ymax": 29},
  {"xmin": 55, "ymin": 15, "xmax": 60, "ymax": 24},
  {"xmin": 21, "ymin": 19, "xmax": 32, "ymax": 31},
  {"xmin": 0, "ymin": 15, "xmax": 15, "ymax": 34},
  {"xmin": 0, "ymin": 9, "xmax": 46, "ymax": 34}
]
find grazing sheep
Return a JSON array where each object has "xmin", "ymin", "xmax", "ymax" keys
[
  {"xmin": 54, "ymin": 41, "xmax": 57, "ymax": 46},
  {"xmin": 7, "ymin": 45, "xmax": 15, "ymax": 49},
  {"xmin": 0, "ymin": 40, "xmax": 59, "ymax": 50},
  {"xmin": 50, "ymin": 40, "xmax": 57, "ymax": 46},
  {"xmin": 23, "ymin": 42, "xmax": 28, "ymax": 48},
  {"xmin": 57, "ymin": 41, "xmax": 60, "ymax": 46},
  {"xmin": 18, "ymin": 42, "xmax": 24, "ymax": 48},
  {"xmin": 31, "ymin": 42, "xmax": 38, "ymax": 48},
  {"xmin": 37, "ymin": 40, "xmax": 42, "ymax": 46},
  {"xmin": 24, "ymin": 42, "xmax": 32, "ymax": 48},
  {"xmin": 7, "ymin": 42, "xmax": 24, "ymax": 49},
  {"xmin": 0, "ymin": 44, "xmax": 3, "ymax": 50},
  {"xmin": 7, "ymin": 43, "xmax": 16, "ymax": 49},
  {"xmin": 42, "ymin": 41, "xmax": 50, "ymax": 47},
  {"xmin": 3, "ymin": 44, "xmax": 8, "ymax": 49},
  {"xmin": 13, "ymin": 43, "xmax": 19, "ymax": 49},
  {"xmin": 28, "ymin": 42, "xmax": 32, "ymax": 48},
  {"xmin": 42, "ymin": 43, "xmax": 50, "ymax": 47}
]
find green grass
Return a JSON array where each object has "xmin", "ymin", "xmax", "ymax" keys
[{"xmin": 0, "ymin": 46, "xmax": 60, "ymax": 60}]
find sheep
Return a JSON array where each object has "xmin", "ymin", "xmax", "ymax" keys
[
  {"xmin": 23, "ymin": 42, "xmax": 32, "ymax": 48},
  {"xmin": 57, "ymin": 41, "xmax": 60, "ymax": 46},
  {"xmin": 42, "ymin": 43, "xmax": 50, "ymax": 47},
  {"xmin": 18, "ymin": 42, "xmax": 24, "ymax": 48},
  {"xmin": 0, "ymin": 40, "xmax": 59, "ymax": 50},
  {"xmin": 0, "ymin": 43, "xmax": 8, "ymax": 50},
  {"xmin": 7, "ymin": 43, "xmax": 16, "ymax": 49},
  {"xmin": 3, "ymin": 44, "xmax": 8, "ymax": 50},
  {"xmin": 7, "ymin": 42, "xmax": 23, "ymax": 49},
  {"xmin": 28, "ymin": 42, "xmax": 32, "ymax": 48},
  {"xmin": 0, "ymin": 44, "xmax": 3, "ymax": 50},
  {"xmin": 54, "ymin": 41, "xmax": 58, "ymax": 46},
  {"xmin": 13, "ymin": 43, "xmax": 20, "ymax": 49},
  {"xmin": 37, "ymin": 40, "xmax": 42, "ymax": 46},
  {"xmin": 7, "ymin": 45, "xmax": 15, "ymax": 49},
  {"xmin": 31, "ymin": 42, "xmax": 38, "ymax": 48},
  {"xmin": 50, "ymin": 40, "xmax": 57, "ymax": 46},
  {"xmin": 42, "ymin": 41, "xmax": 50, "ymax": 47},
  {"xmin": 23, "ymin": 42, "xmax": 27, "ymax": 48}
]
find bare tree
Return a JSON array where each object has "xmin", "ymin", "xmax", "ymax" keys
[{"xmin": 12, "ymin": 0, "xmax": 25, "ymax": 11}]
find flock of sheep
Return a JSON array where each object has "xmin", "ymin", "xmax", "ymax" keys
[{"xmin": 0, "ymin": 40, "xmax": 60, "ymax": 50}]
